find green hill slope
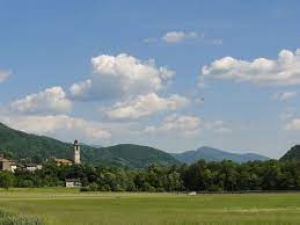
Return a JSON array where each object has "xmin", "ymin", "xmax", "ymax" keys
[
  {"xmin": 280, "ymin": 145, "xmax": 300, "ymax": 161},
  {"xmin": 0, "ymin": 122, "xmax": 87, "ymax": 162},
  {"xmin": 0, "ymin": 122, "xmax": 179, "ymax": 168},
  {"xmin": 96, "ymin": 144, "xmax": 180, "ymax": 168}
]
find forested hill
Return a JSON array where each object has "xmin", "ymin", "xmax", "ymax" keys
[
  {"xmin": 0, "ymin": 122, "xmax": 75, "ymax": 162},
  {"xmin": 0, "ymin": 122, "xmax": 179, "ymax": 168},
  {"xmin": 172, "ymin": 146, "xmax": 269, "ymax": 164},
  {"xmin": 280, "ymin": 145, "xmax": 300, "ymax": 161},
  {"xmin": 95, "ymin": 144, "xmax": 179, "ymax": 168}
]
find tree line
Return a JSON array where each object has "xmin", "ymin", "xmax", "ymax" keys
[{"xmin": 1, "ymin": 159, "xmax": 300, "ymax": 191}]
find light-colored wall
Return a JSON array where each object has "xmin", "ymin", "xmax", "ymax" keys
[
  {"xmin": 74, "ymin": 144, "xmax": 81, "ymax": 164},
  {"xmin": 0, "ymin": 160, "xmax": 15, "ymax": 172},
  {"xmin": 65, "ymin": 181, "xmax": 82, "ymax": 188},
  {"xmin": 66, "ymin": 182, "xmax": 75, "ymax": 188}
]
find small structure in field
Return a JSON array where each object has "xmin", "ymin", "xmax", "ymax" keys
[
  {"xmin": 188, "ymin": 191, "xmax": 197, "ymax": 196},
  {"xmin": 65, "ymin": 178, "xmax": 82, "ymax": 188}
]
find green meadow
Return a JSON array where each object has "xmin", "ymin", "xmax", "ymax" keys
[{"xmin": 0, "ymin": 189, "xmax": 300, "ymax": 225}]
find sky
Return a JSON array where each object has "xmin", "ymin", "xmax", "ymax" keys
[{"xmin": 0, "ymin": 0, "xmax": 300, "ymax": 158}]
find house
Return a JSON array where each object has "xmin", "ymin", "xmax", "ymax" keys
[
  {"xmin": 65, "ymin": 178, "xmax": 82, "ymax": 188},
  {"xmin": 0, "ymin": 154, "xmax": 16, "ymax": 173},
  {"xmin": 25, "ymin": 164, "xmax": 43, "ymax": 172},
  {"xmin": 54, "ymin": 158, "xmax": 73, "ymax": 166}
]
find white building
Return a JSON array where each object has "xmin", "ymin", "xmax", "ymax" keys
[
  {"xmin": 65, "ymin": 178, "xmax": 82, "ymax": 188},
  {"xmin": 25, "ymin": 164, "xmax": 43, "ymax": 172}
]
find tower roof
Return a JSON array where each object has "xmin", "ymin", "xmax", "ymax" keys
[{"xmin": 74, "ymin": 140, "xmax": 79, "ymax": 145}]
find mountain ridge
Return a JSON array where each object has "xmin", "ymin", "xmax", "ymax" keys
[
  {"xmin": 0, "ymin": 122, "xmax": 179, "ymax": 168},
  {"xmin": 0, "ymin": 121, "xmax": 271, "ymax": 167},
  {"xmin": 280, "ymin": 145, "xmax": 300, "ymax": 161},
  {"xmin": 96, "ymin": 144, "xmax": 180, "ymax": 168},
  {"xmin": 172, "ymin": 146, "xmax": 269, "ymax": 164}
]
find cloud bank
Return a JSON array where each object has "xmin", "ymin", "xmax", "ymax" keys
[
  {"xmin": 0, "ymin": 114, "xmax": 111, "ymax": 142},
  {"xmin": 145, "ymin": 114, "xmax": 201, "ymax": 137},
  {"xmin": 106, "ymin": 93, "xmax": 190, "ymax": 119},
  {"xmin": 202, "ymin": 49, "xmax": 300, "ymax": 85},
  {"xmin": 70, "ymin": 53, "xmax": 175, "ymax": 101},
  {"xmin": 9, "ymin": 86, "xmax": 72, "ymax": 114}
]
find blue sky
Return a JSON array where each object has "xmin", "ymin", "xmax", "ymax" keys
[{"xmin": 1, "ymin": 0, "xmax": 300, "ymax": 158}]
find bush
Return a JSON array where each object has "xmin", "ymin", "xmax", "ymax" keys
[
  {"xmin": 98, "ymin": 184, "xmax": 111, "ymax": 192},
  {"xmin": 18, "ymin": 180, "xmax": 34, "ymax": 188},
  {"xmin": 114, "ymin": 184, "xmax": 125, "ymax": 192},
  {"xmin": 155, "ymin": 187, "xmax": 165, "ymax": 193},
  {"xmin": 88, "ymin": 182, "xmax": 98, "ymax": 191},
  {"xmin": 80, "ymin": 187, "xmax": 89, "ymax": 192},
  {"xmin": 0, "ymin": 172, "xmax": 14, "ymax": 189},
  {"xmin": 142, "ymin": 182, "xmax": 155, "ymax": 192}
]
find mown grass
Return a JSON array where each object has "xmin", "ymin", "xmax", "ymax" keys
[{"xmin": 0, "ymin": 189, "xmax": 299, "ymax": 225}]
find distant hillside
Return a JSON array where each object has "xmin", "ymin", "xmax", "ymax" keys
[
  {"xmin": 172, "ymin": 146, "xmax": 269, "ymax": 164},
  {"xmin": 280, "ymin": 145, "xmax": 300, "ymax": 161},
  {"xmin": 0, "ymin": 122, "xmax": 75, "ymax": 162},
  {"xmin": 0, "ymin": 122, "xmax": 179, "ymax": 168},
  {"xmin": 95, "ymin": 144, "xmax": 180, "ymax": 169}
]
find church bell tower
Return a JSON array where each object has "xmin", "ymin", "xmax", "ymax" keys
[{"xmin": 73, "ymin": 140, "xmax": 81, "ymax": 164}]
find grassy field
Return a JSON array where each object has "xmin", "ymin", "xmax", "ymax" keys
[{"xmin": 0, "ymin": 189, "xmax": 299, "ymax": 225}]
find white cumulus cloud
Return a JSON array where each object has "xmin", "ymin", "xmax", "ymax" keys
[
  {"xmin": 0, "ymin": 114, "xmax": 111, "ymax": 142},
  {"xmin": 201, "ymin": 49, "xmax": 300, "ymax": 85},
  {"xmin": 272, "ymin": 91, "xmax": 297, "ymax": 101},
  {"xmin": 162, "ymin": 31, "xmax": 198, "ymax": 43},
  {"xmin": 285, "ymin": 118, "xmax": 300, "ymax": 131},
  {"xmin": 0, "ymin": 70, "xmax": 10, "ymax": 83},
  {"xmin": 205, "ymin": 120, "xmax": 232, "ymax": 134},
  {"xmin": 145, "ymin": 114, "xmax": 201, "ymax": 137},
  {"xmin": 106, "ymin": 93, "xmax": 190, "ymax": 119},
  {"xmin": 9, "ymin": 86, "xmax": 72, "ymax": 114},
  {"xmin": 69, "ymin": 53, "xmax": 175, "ymax": 101}
]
